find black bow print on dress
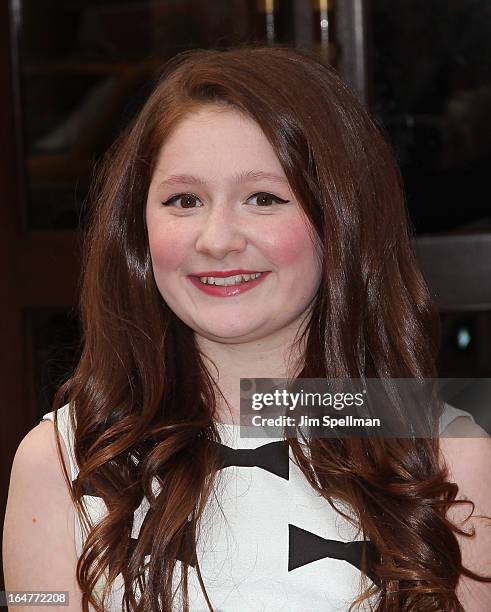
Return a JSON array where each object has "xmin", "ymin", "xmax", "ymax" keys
[
  {"xmin": 106, "ymin": 509, "xmax": 197, "ymax": 573},
  {"xmin": 212, "ymin": 440, "xmax": 290, "ymax": 480},
  {"xmin": 126, "ymin": 518, "xmax": 197, "ymax": 568},
  {"xmin": 288, "ymin": 524, "xmax": 380, "ymax": 585},
  {"xmin": 72, "ymin": 473, "xmax": 198, "ymax": 569},
  {"xmin": 72, "ymin": 439, "xmax": 291, "ymax": 497}
]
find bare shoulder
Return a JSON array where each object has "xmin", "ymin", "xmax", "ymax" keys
[
  {"xmin": 439, "ymin": 417, "xmax": 490, "ymax": 485},
  {"xmin": 439, "ymin": 417, "xmax": 491, "ymax": 611},
  {"xmin": 2, "ymin": 420, "xmax": 82, "ymax": 611},
  {"xmin": 9, "ymin": 419, "xmax": 71, "ymax": 483}
]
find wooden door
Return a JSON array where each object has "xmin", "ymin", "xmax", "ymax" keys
[{"xmin": 0, "ymin": 1, "xmax": 82, "ymax": 591}]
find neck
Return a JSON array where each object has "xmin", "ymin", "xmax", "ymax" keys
[{"xmin": 196, "ymin": 316, "xmax": 309, "ymax": 425}]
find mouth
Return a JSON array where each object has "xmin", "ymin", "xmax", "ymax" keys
[
  {"xmin": 193, "ymin": 271, "xmax": 265, "ymax": 286},
  {"xmin": 188, "ymin": 271, "xmax": 270, "ymax": 297}
]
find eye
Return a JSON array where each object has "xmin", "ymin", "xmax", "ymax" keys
[
  {"xmin": 160, "ymin": 191, "xmax": 290, "ymax": 209},
  {"xmin": 161, "ymin": 193, "xmax": 202, "ymax": 209},
  {"xmin": 247, "ymin": 192, "xmax": 290, "ymax": 207}
]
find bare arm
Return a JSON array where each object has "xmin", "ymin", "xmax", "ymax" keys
[
  {"xmin": 440, "ymin": 417, "xmax": 491, "ymax": 611},
  {"xmin": 2, "ymin": 420, "xmax": 83, "ymax": 611}
]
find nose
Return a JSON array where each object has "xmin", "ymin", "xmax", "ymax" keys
[{"xmin": 194, "ymin": 202, "xmax": 247, "ymax": 259}]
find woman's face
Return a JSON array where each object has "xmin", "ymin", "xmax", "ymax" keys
[{"xmin": 145, "ymin": 105, "xmax": 322, "ymax": 344}]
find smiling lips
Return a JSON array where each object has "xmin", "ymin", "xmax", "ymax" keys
[
  {"xmin": 188, "ymin": 269, "xmax": 270, "ymax": 297},
  {"xmin": 191, "ymin": 268, "xmax": 264, "ymax": 277}
]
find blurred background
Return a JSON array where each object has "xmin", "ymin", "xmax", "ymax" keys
[{"xmin": 1, "ymin": 0, "xmax": 491, "ymax": 593}]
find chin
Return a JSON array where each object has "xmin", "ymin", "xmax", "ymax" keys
[{"xmin": 196, "ymin": 323, "xmax": 267, "ymax": 343}]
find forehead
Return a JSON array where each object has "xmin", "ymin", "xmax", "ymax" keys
[{"xmin": 151, "ymin": 106, "xmax": 284, "ymax": 178}]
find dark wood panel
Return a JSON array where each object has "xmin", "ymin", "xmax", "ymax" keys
[
  {"xmin": 413, "ymin": 233, "xmax": 491, "ymax": 312},
  {"xmin": 0, "ymin": 0, "xmax": 27, "ymax": 595},
  {"xmin": 14, "ymin": 232, "xmax": 80, "ymax": 308},
  {"xmin": 0, "ymin": 2, "xmax": 80, "ymax": 593}
]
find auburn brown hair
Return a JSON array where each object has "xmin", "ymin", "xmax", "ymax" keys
[{"xmin": 51, "ymin": 44, "xmax": 490, "ymax": 611}]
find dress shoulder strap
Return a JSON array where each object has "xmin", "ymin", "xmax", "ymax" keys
[
  {"xmin": 439, "ymin": 401, "xmax": 475, "ymax": 434},
  {"xmin": 40, "ymin": 403, "xmax": 79, "ymax": 482}
]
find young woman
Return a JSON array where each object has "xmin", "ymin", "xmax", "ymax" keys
[{"xmin": 4, "ymin": 45, "xmax": 491, "ymax": 612}]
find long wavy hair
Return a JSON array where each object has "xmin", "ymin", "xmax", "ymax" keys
[{"xmin": 51, "ymin": 44, "xmax": 489, "ymax": 611}]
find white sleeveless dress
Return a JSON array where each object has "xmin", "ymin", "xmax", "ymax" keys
[{"xmin": 41, "ymin": 402, "xmax": 475, "ymax": 611}]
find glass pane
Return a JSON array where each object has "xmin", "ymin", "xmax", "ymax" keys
[
  {"xmin": 370, "ymin": 0, "xmax": 491, "ymax": 235},
  {"xmin": 16, "ymin": 0, "xmax": 296, "ymax": 230},
  {"xmin": 437, "ymin": 310, "xmax": 491, "ymax": 430},
  {"xmin": 437, "ymin": 310, "xmax": 491, "ymax": 377}
]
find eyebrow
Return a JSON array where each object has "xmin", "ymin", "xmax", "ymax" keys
[{"xmin": 158, "ymin": 170, "xmax": 288, "ymax": 187}]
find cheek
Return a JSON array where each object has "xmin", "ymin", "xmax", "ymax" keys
[
  {"xmin": 263, "ymin": 216, "xmax": 322, "ymax": 304},
  {"xmin": 264, "ymin": 216, "xmax": 319, "ymax": 270},
  {"xmin": 147, "ymin": 217, "xmax": 189, "ymax": 274},
  {"xmin": 149, "ymin": 237, "xmax": 180, "ymax": 274}
]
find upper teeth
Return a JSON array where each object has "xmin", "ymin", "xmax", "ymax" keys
[{"xmin": 199, "ymin": 272, "xmax": 263, "ymax": 285}]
